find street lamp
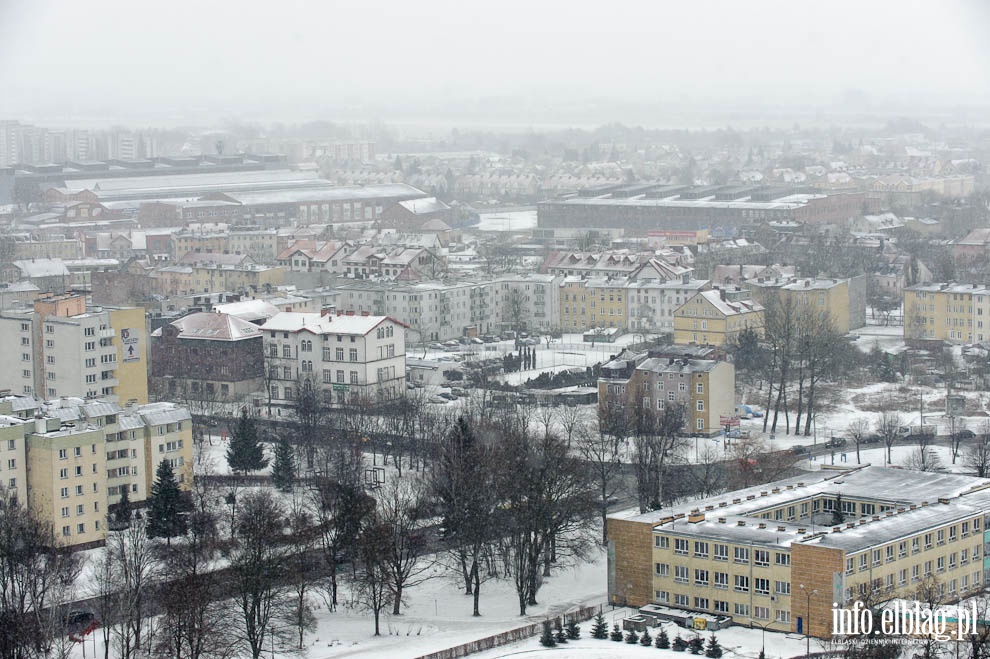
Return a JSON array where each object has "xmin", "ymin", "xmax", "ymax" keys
[
  {"xmin": 750, "ymin": 620, "xmax": 771, "ymax": 658},
  {"xmin": 798, "ymin": 584, "xmax": 818, "ymax": 658}
]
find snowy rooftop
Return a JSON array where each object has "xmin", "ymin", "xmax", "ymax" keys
[
  {"xmin": 614, "ymin": 466, "xmax": 990, "ymax": 552},
  {"xmin": 260, "ymin": 311, "xmax": 396, "ymax": 336}
]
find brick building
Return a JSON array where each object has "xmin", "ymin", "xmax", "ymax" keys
[{"xmin": 150, "ymin": 311, "xmax": 265, "ymax": 405}]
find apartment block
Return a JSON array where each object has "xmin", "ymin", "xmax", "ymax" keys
[
  {"xmin": 0, "ymin": 293, "xmax": 148, "ymax": 403},
  {"xmin": 495, "ymin": 274, "xmax": 562, "ymax": 333},
  {"xmin": 0, "ymin": 395, "xmax": 192, "ymax": 548},
  {"xmin": 745, "ymin": 275, "xmax": 868, "ymax": 335},
  {"xmin": 673, "ymin": 289, "xmax": 765, "ymax": 346},
  {"xmin": 598, "ymin": 352, "xmax": 734, "ymax": 437},
  {"xmin": 260, "ymin": 311, "xmax": 406, "ymax": 407},
  {"xmin": 903, "ymin": 282, "xmax": 990, "ymax": 344},
  {"xmin": 559, "ymin": 277, "xmax": 628, "ymax": 332},
  {"xmin": 608, "ymin": 466, "xmax": 990, "ymax": 640}
]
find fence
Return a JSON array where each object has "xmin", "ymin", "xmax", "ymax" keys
[{"xmin": 414, "ymin": 604, "xmax": 599, "ymax": 659}]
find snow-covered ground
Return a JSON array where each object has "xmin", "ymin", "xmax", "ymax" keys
[{"xmin": 471, "ymin": 616, "xmax": 811, "ymax": 659}]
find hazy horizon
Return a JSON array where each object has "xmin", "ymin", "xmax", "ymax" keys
[{"xmin": 2, "ymin": 0, "xmax": 989, "ymax": 131}]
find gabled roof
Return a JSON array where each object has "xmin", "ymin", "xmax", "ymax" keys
[
  {"xmin": 12, "ymin": 258, "xmax": 70, "ymax": 278},
  {"xmin": 397, "ymin": 197, "xmax": 449, "ymax": 215},
  {"xmin": 260, "ymin": 311, "xmax": 406, "ymax": 336},
  {"xmin": 158, "ymin": 312, "xmax": 263, "ymax": 341}
]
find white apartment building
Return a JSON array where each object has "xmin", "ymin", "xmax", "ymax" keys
[
  {"xmin": 0, "ymin": 294, "xmax": 148, "ymax": 404},
  {"xmin": 494, "ymin": 274, "xmax": 563, "ymax": 333},
  {"xmin": 627, "ymin": 275, "xmax": 710, "ymax": 333},
  {"xmin": 260, "ymin": 312, "xmax": 406, "ymax": 406},
  {"xmin": 336, "ymin": 280, "xmax": 499, "ymax": 342}
]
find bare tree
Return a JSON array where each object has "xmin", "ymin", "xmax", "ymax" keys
[
  {"xmin": 284, "ymin": 496, "xmax": 319, "ymax": 649},
  {"xmin": 106, "ymin": 517, "xmax": 161, "ymax": 659},
  {"xmin": 0, "ymin": 495, "xmax": 81, "ymax": 659},
  {"xmin": 577, "ymin": 416, "xmax": 624, "ymax": 544},
  {"xmin": 376, "ymin": 477, "xmax": 432, "ymax": 615},
  {"xmin": 230, "ymin": 490, "xmax": 292, "ymax": 659},
  {"xmin": 432, "ymin": 416, "xmax": 500, "ymax": 616},
  {"xmin": 352, "ymin": 517, "xmax": 394, "ymax": 636},
  {"xmin": 964, "ymin": 421, "xmax": 990, "ymax": 477},
  {"xmin": 631, "ymin": 401, "xmax": 686, "ymax": 512},
  {"xmin": 847, "ymin": 418, "xmax": 871, "ymax": 465},
  {"xmin": 310, "ymin": 472, "xmax": 373, "ymax": 610},
  {"xmin": 905, "ymin": 434, "xmax": 943, "ymax": 472},
  {"xmin": 875, "ymin": 410, "xmax": 904, "ymax": 464}
]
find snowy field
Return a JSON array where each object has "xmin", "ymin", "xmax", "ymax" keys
[
  {"xmin": 475, "ymin": 210, "xmax": 537, "ymax": 232},
  {"xmin": 471, "ymin": 617, "xmax": 811, "ymax": 659}
]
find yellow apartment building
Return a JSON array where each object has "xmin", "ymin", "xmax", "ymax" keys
[
  {"xmin": 599, "ymin": 355, "xmax": 734, "ymax": 437},
  {"xmin": 608, "ymin": 466, "xmax": 990, "ymax": 640},
  {"xmin": 0, "ymin": 394, "xmax": 193, "ymax": 548},
  {"xmin": 904, "ymin": 282, "xmax": 990, "ymax": 344},
  {"xmin": 560, "ymin": 277, "xmax": 628, "ymax": 332},
  {"xmin": 674, "ymin": 290, "xmax": 765, "ymax": 346},
  {"xmin": 745, "ymin": 276, "xmax": 868, "ymax": 335}
]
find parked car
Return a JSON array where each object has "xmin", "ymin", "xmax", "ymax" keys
[
  {"xmin": 952, "ymin": 429, "xmax": 976, "ymax": 441},
  {"xmin": 427, "ymin": 342, "xmax": 444, "ymax": 350},
  {"xmin": 438, "ymin": 392, "xmax": 457, "ymax": 401},
  {"xmin": 825, "ymin": 437, "xmax": 847, "ymax": 449},
  {"xmin": 428, "ymin": 396, "xmax": 448, "ymax": 404},
  {"xmin": 450, "ymin": 387, "xmax": 468, "ymax": 397},
  {"xmin": 519, "ymin": 337, "xmax": 540, "ymax": 346},
  {"xmin": 726, "ymin": 429, "xmax": 751, "ymax": 439},
  {"xmin": 862, "ymin": 433, "xmax": 883, "ymax": 444},
  {"xmin": 790, "ymin": 445, "xmax": 808, "ymax": 455},
  {"xmin": 64, "ymin": 610, "xmax": 95, "ymax": 630},
  {"xmin": 481, "ymin": 335, "xmax": 500, "ymax": 343},
  {"xmin": 469, "ymin": 337, "xmax": 484, "ymax": 344}
]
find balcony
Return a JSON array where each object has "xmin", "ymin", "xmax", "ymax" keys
[{"xmin": 100, "ymin": 328, "xmax": 114, "ymax": 339}]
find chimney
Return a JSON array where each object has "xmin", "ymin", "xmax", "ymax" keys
[
  {"xmin": 872, "ymin": 515, "xmax": 880, "ymax": 521},
  {"xmin": 720, "ymin": 289, "xmax": 726, "ymax": 301},
  {"xmin": 777, "ymin": 526, "xmax": 785, "ymax": 532},
  {"xmin": 321, "ymin": 308, "xmax": 332, "ymax": 317},
  {"xmin": 737, "ymin": 520, "xmax": 746, "ymax": 527},
  {"xmin": 360, "ymin": 311, "xmax": 369, "ymax": 316},
  {"xmin": 758, "ymin": 523, "xmax": 767, "ymax": 529},
  {"xmin": 833, "ymin": 527, "xmax": 842, "ymax": 533},
  {"xmin": 705, "ymin": 505, "xmax": 714, "ymax": 511},
  {"xmin": 718, "ymin": 517, "xmax": 726, "ymax": 524}
]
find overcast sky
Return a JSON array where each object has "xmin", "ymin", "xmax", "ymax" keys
[{"xmin": 1, "ymin": 0, "xmax": 987, "ymax": 128}]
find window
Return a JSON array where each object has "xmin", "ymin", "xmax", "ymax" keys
[
  {"xmin": 656, "ymin": 591, "xmax": 670, "ymax": 603},
  {"xmin": 962, "ymin": 548, "xmax": 969, "ymax": 564},
  {"xmin": 775, "ymin": 552, "xmax": 790, "ymax": 566},
  {"xmin": 655, "ymin": 536, "xmax": 669, "ymax": 549},
  {"xmin": 655, "ymin": 563, "xmax": 669, "ymax": 577},
  {"xmin": 734, "ymin": 603, "xmax": 750, "ymax": 616},
  {"xmin": 349, "ymin": 348, "xmax": 358, "ymax": 362},
  {"xmin": 77, "ymin": 523, "xmax": 85, "ymax": 534},
  {"xmin": 695, "ymin": 597, "xmax": 710, "ymax": 610},
  {"xmin": 754, "ymin": 550, "xmax": 770, "ymax": 567},
  {"xmin": 694, "ymin": 541, "xmax": 708, "ymax": 558},
  {"xmin": 674, "ymin": 538, "xmax": 689, "ymax": 555},
  {"xmin": 912, "ymin": 537, "xmax": 920, "ymax": 554},
  {"xmin": 674, "ymin": 594, "xmax": 689, "ymax": 607},
  {"xmin": 872, "ymin": 549, "xmax": 881, "ymax": 567},
  {"xmin": 898, "ymin": 569, "xmax": 908, "ymax": 587},
  {"xmin": 886, "ymin": 546, "xmax": 895, "ymax": 563},
  {"xmin": 734, "ymin": 547, "xmax": 749, "ymax": 564},
  {"xmin": 674, "ymin": 566, "xmax": 688, "ymax": 583},
  {"xmin": 754, "ymin": 606, "xmax": 770, "ymax": 620},
  {"xmin": 58, "ymin": 449, "xmax": 67, "ymax": 460},
  {"xmin": 734, "ymin": 575, "xmax": 749, "ymax": 592},
  {"xmin": 754, "ymin": 578, "xmax": 770, "ymax": 595},
  {"xmin": 61, "ymin": 507, "xmax": 69, "ymax": 518},
  {"xmin": 60, "ymin": 487, "xmax": 68, "ymax": 498},
  {"xmin": 714, "ymin": 601, "xmax": 729, "ymax": 614},
  {"xmin": 937, "ymin": 556, "xmax": 945, "ymax": 573},
  {"xmin": 950, "ymin": 526, "xmax": 958, "ymax": 542},
  {"xmin": 912, "ymin": 565, "xmax": 920, "ymax": 582},
  {"xmin": 59, "ymin": 468, "xmax": 68, "ymax": 479},
  {"xmin": 714, "ymin": 572, "xmax": 728, "ymax": 590},
  {"xmin": 937, "ymin": 529, "xmax": 945, "ymax": 545},
  {"xmin": 775, "ymin": 581, "xmax": 790, "ymax": 595},
  {"xmin": 846, "ymin": 557, "xmax": 855, "ymax": 575},
  {"xmin": 713, "ymin": 544, "xmax": 728, "ymax": 561},
  {"xmin": 75, "ymin": 485, "xmax": 82, "ymax": 495},
  {"xmin": 776, "ymin": 610, "xmax": 791, "ymax": 623},
  {"xmin": 74, "ymin": 466, "xmax": 82, "ymax": 477},
  {"xmin": 62, "ymin": 526, "xmax": 70, "ymax": 538},
  {"xmin": 349, "ymin": 371, "xmax": 358, "ymax": 385},
  {"xmin": 694, "ymin": 569, "xmax": 709, "ymax": 587}
]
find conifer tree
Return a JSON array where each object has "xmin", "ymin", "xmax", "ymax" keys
[
  {"xmin": 146, "ymin": 460, "xmax": 190, "ymax": 545},
  {"xmin": 112, "ymin": 486, "xmax": 131, "ymax": 528},
  {"xmin": 270, "ymin": 436, "xmax": 295, "ymax": 492},
  {"xmin": 565, "ymin": 620, "xmax": 580, "ymax": 639},
  {"xmin": 554, "ymin": 621, "xmax": 568, "ymax": 644},
  {"xmin": 705, "ymin": 634, "xmax": 723, "ymax": 658},
  {"xmin": 591, "ymin": 613, "xmax": 608, "ymax": 639},
  {"xmin": 640, "ymin": 628, "xmax": 653, "ymax": 646},
  {"xmin": 539, "ymin": 620, "xmax": 556, "ymax": 647},
  {"xmin": 610, "ymin": 623, "xmax": 624, "ymax": 642},
  {"xmin": 657, "ymin": 628, "xmax": 670, "ymax": 648},
  {"xmin": 689, "ymin": 636, "xmax": 705, "ymax": 654},
  {"xmin": 227, "ymin": 409, "xmax": 268, "ymax": 475},
  {"xmin": 625, "ymin": 629, "xmax": 639, "ymax": 644},
  {"xmin": 673, "ymin": 634, "xmax": 687, "ymax": 651}
]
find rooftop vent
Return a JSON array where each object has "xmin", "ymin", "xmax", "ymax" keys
[
  {"xmin": 847, "ymin": 523, "xmax": 856, "ymax": 529},
  {"xmin": 719, "ymin": 502, "xmax": 727, "ymax": 508},
  {"xmin": 705, "ymin": 505, "xmax": 715, "ymax": 511},
  {"xmin": 872, "ymin": 515, "xmax": 881, "ymax": 522},
  {"xmin": 737, "ymin": 521, "xmax": 746, "ymax": 527},
  {"xmin": 910, "ymin": 504, "xmax": 917, "ymax": 510},
  {"xmin": 798, "ymin": 482, "xmax": 805, "ymax": 487},
  {"xmin": 786, "ymin": 485, "xmax": 794, "ymax": 490},
  {"xmin": 772, "ymin": 488, "xmax": 781, "ymax": 494},
  {"xmin": 858, "ymin": 519, "xmax": 867, "ymax": 525},
  {"xmin": 760, "ymin": 491, "xmax": 768, "ymax": 497},
  {"xmin": 921, "ymin": 501, "xmax": 929, "ymax": 507},
  {"xmin": 938, "ymin": 498, "xmax": 950, "ymax": 505},
  {"xmin": 777, "ymin": 526, "xmax": 786, "ymax": 532},
  {"xmin": 798, "ymin": 528, "xmax": 807, "ymax": 534},
  {"xmin": 746, "ymin": 495, "xmax": 756, "ymax": 501},
  {"xmin": 718, "ymin": 517, "xmax": 727, "ymax": 524},
  {"xmin": 833, "ymin": 527, "xmax": 842, "ymax": 533},
  {"xmin": 758, "ymin": 523, "xmax": 767, "ymax": 529},
  {"xmin": 733, "ymin": 499, "xmax": 741, "ymax": 504},
  {"xmin": 688, "ymin": 513, "xmax": 706, "ymax": 523}
]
